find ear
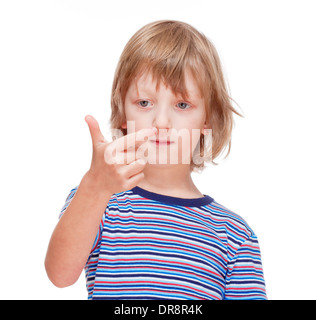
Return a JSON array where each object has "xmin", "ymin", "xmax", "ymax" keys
[{"xmin": 121, "ymin": 122, "xmax": 127, "ymax": 129}]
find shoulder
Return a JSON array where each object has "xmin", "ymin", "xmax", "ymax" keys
[
  {"xmin": 203, "ymin": 200, "xmax": 262, "ymax": 262},
  {"xmin": 59, "ymin": 186, "xmax": 79, "ymax": 218},
  {"xmin": 107, "ymin": 188, "xmax": 146, "ymax": 206},
  {"xmin": 65, "ymin": 186, "xmax": 78, "ymax": 200},
  {"xmin": 204, "ymin": 200, "xmax": 256, "ymax": 245}
]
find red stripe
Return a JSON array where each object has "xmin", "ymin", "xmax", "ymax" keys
[
  {"xmin": 110, "ymin": 200, "xmax": 251, "ymax": 241},
  {"xmin": 101, "ymin": 235, "xmax": 227, "ymax": 267},
  {"xmin": 101, "ymin": 241, "xmax": 225, "ymax": 266},
  {"xmin": 94, "ymin": 280, "xmax": 219, "ymax": 299},
  {"xmin": 97, "ymin": 264, "xmax": 225, "ymax": 289},
  {"xmin": 98, "ymin": 257, "xmax": 222, "ymax": 278}
]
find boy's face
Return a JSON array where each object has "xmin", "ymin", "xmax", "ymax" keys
[{"xmin": 123, "ymin": 69, "xmax": 208, "ymax": 166}]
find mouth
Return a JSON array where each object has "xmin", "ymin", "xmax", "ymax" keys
[{"xmin": 149, "ymin": 140, "xmax": 174, "ymax": 145}]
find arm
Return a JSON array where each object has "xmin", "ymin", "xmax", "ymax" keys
[
  {"xmin": 45, "ymin": 115, "xmax": 156, "ymax": 288},
  {"xmin": 224, "ymin": 235, "xmax": 267, "ymax": 300},
  {"xmin": 45, "ymin": 173, "xmax": 111, "ymax": 288}
]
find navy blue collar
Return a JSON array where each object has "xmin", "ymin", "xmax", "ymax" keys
[{"xmin": 131, "ymin": 186, "xmax": 213, "ymax": 207}]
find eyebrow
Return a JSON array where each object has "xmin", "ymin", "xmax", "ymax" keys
[
  {"xmin": 131, "ymin": 76, "xmax": 203, "ymax": 105},
  {"xmin": 134, "ymin": 83, "xmax": 199, "ymax": 100}
]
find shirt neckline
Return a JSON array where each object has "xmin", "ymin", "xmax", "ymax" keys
[{"xmin": 131, "ymin": 186, "xmax": 213, "ymax": 207}]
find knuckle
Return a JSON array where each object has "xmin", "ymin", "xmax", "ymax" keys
[
  {"xmin": 104, "ymin": 143, "xmax": 115, "ymax": 158},
  {"xmin": 137, "ymin": 158, "xmax": 146, "ymax": 166},
  {"xmin": 104, "ymin": 146, "xmax": 111, "ymax": 160},
  {"xmin": 138, "ymin": 172, "xmax": 145, "ymax": 180},
  {"xmin": 116, "ymin": 169, "xmax": 125, "ymax": 181}
]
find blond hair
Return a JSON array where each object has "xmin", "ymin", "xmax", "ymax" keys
[{"xmin": 110, "ymin": 20, "xmax": 241, "ymax": 172}]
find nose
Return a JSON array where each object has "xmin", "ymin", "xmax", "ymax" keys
[{"xmin": 152, "ymin": 105, "xmax": 172, "ymax": 137}]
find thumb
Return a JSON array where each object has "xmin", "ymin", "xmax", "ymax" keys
[{"xmin": 85, "ymin": 115, "xmax": 107, "ymax": 146}]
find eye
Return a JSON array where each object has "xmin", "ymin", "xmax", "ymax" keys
[
  {"xmin": 176, "ymin": 102, "xmax": 191, "ymax": 110},
  {"xmin": 137, "ymin": 100, "xmax": 152, "ymax": 108}
]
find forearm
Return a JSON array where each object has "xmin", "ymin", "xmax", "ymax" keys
[{"xmin": 45, "ymin": 173, "xmax": 111, "ymax": 287}]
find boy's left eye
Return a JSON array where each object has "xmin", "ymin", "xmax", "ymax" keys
[{"xmin": 176, "ymin": 102, "xmax": 191, "ymax": 110}]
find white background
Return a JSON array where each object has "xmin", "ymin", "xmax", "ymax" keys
[{"xmin": 1, "ymin": 0, "xmax": 315, "ymax": 300}]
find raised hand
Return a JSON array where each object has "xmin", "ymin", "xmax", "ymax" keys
[{"xmin": 84, "ymin": 115, "xmax": 156, "ymax": 195}]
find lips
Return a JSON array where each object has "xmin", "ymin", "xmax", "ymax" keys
[{"xmin": 150, "ymin": 139, "xmax": 174, "ymax": 145}]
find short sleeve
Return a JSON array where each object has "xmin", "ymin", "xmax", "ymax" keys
[
  {"xmin": 58, "ymin": 186, "xmax": 102, "ymax": 254},
  {"xmin": 59, "ymin": 186, "xmax": 78, "ymax": 219},
  {"xmin": 224, "ymin": 235, "xmax": 267, "ymax": 300}
]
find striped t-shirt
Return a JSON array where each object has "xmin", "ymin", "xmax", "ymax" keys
[{"xmin": 60, "ymin": 186, "xmax": 267, "ymax": 300}]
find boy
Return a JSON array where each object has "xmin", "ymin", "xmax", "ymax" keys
[{"xmin": 45, "ymin": 20, "xmax": 267, "ymax": 299}]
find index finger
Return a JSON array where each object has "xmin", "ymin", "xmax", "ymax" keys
[{"xmin": 110, "ymin": 127, "xmax": 157, "ymax": 153}]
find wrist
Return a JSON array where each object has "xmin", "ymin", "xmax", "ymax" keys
[{"xmin": 79, "ymin": 171, "xmax": 112, "ymax": 200}]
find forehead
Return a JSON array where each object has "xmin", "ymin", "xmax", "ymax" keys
[{"xmin": 131, "ymin": 68, "xmax": 203, "ymax": 100}]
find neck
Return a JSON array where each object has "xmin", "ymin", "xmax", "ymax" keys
[{"xmin": 136, "ymin": 163, "xmax": 202, "ymax": 198}]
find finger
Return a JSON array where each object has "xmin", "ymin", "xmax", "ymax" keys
[
  {"xmin": 109, "ymin": 127, "xmax": 157, "ymax": 153},
  {"xmin": 126, "ymin": 171, "xmax": 145, "ymax": 191},
  {"xmin": 120, "ymin": 158, "xmax": 147, "ymax": 179},
  {"xmin": 105, "ymin": 146, "xmax": 147, "ymax": 166},
  {"xmin": 125, "ymin": 158, "xmax": 147, "ymax": 188},
  {"xmin": 85, "ymin": 115, "xmax": 107, "ymax": 146}
]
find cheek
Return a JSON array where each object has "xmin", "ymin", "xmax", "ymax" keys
[
  {"xmin": 124, "ymin": 103, "xmax": 136, "ymax": 121},
  {"xmin": 176, "ymin": 128, "xmax": 202, "ymax": 150},
  {"xmin": 124, "ymin": 109, "xmax": 153, "ymax": 134}
]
